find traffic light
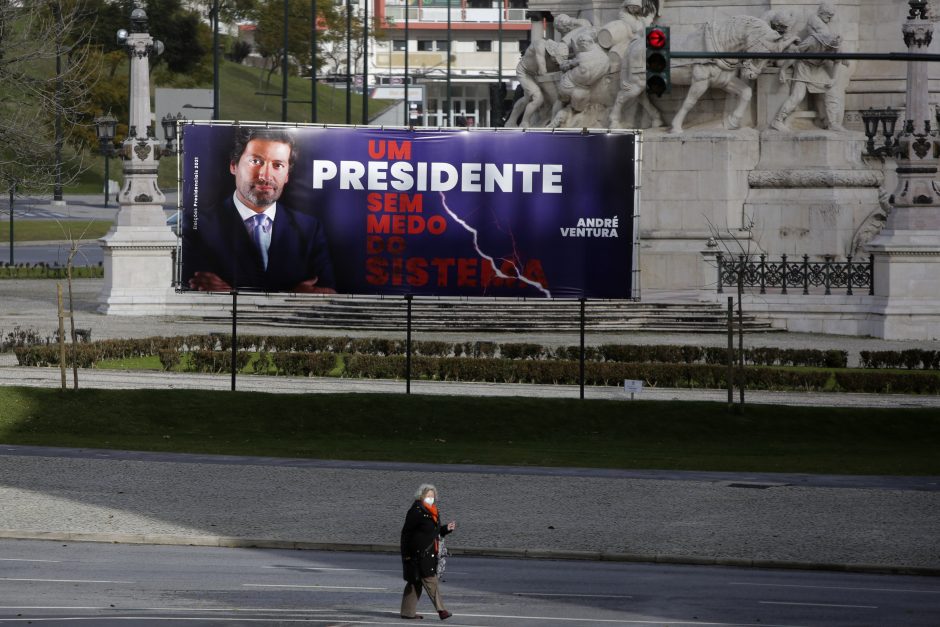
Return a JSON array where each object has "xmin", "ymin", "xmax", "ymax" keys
[{"xmin": 645, "ymin": 26, "xmax": 671, "ymax": 97}]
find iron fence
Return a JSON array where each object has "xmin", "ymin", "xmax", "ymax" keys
[{"xmin": 716, "ymin": 253, "xmax": 874, "ymax": 296}]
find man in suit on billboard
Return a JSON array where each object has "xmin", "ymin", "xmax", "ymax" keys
[{"xmin": 182, "ymin": 127, "xmax": 336, "ymax": 293}]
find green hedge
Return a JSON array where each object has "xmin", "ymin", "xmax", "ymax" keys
[
  {"xmin": 860, "ymin": 349, "xmax": 940, "ymax": 370},
  {"xmin": 12, "ymin": 333, "xmax": 940, "ymax": 394},
  {"xmin": 0, "ymin": 263, "xmax": 104, "ymax": 280}
]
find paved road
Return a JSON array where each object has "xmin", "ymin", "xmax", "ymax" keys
[
  {"xmin": 1, "ymin": 539, "xmax": 938, "ymax": 626},
  {"xmin": 0, "ymin": 446, "xmax": 937, "ymax": 575},
  {"xmin": 1, "ymin": 194, "xmax": 177, "ymax": 266},
  {"xmin": 0, "ymin": 242, "xmax": 104, "ymax": 266}
]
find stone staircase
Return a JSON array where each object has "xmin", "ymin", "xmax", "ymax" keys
[{"xmin": 200, "ymin": 297, "xmax": 775, "ymax": 333}]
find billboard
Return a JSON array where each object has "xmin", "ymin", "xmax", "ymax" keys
[{"xmin": 178, "ymin": 124, "xmax": 638, "ymax": 299}]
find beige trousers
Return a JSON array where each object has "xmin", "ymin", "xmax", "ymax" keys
[{"xmin": 400, "ymin": 575, "xmax": 447, "ymax": 617}]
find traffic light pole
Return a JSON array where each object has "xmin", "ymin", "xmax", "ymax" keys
[{"xmin": 668, "ymin": 51, "xmax": 940, "ymax": 62}]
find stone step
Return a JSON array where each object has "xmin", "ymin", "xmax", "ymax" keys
[{"xmin": 200, "ymin": 298, "xmax": 775, "ymax": 333}]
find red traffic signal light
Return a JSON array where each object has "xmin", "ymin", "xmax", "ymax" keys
[
  {"xmin": 645, "ymin": 26, "xmax": 671, "ymax": 97},
  {"xmin": 646, "ymin": 27, "xmax": 668, "ymax": 50}
]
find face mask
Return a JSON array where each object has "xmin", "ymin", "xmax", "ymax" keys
[{"xmin": 423, "ymin": 496, "xmax": 435, "ymax": 506}]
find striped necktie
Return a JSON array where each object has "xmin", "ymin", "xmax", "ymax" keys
[{"xmin": 246, "ymin": 213, "xmax": 272, "ymax": 270}]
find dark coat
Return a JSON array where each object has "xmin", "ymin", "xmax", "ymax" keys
[
  {"xmin": 182, "ymin": 195, "xmax": 335, "ymax": 292},
  {"xmin": 400, "ymin": 500, "xmax": 452, "ymax": 582}
]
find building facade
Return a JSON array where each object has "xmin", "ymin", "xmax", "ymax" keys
[{"xmin": 370, "ymin": 0, "xmax": 530, "ymax": 126}]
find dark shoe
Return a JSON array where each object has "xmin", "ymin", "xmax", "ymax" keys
[
  {"xmin": 400, "ymin": 615, "xmax": 423, "ymax": 620},
  {"xmin": 438, "ymin": 610, "xmax": 452, "ymax": 620}
]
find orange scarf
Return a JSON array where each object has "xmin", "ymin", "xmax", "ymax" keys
[
  {"xmin": 420, "ymin": 500, "xmax": 440, "ymax": 552},
  {"xmin": 421, "ymin": 500, "xmax": 439, "ymax": 524}
]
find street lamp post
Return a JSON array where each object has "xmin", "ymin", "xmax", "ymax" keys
[
  {"xmin": 94, "ymin": 114, "xmax": 117, "ymax": 208},
  {"xmin": 98, "ymin": 7, "xmax": 178, "ymax": 314},
  {"xmin": 161, "ymin": 112, "xmax": 186, "ymax": 155}
]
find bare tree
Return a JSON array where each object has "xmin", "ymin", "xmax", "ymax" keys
[
  {"xmin": 0, "ymin": 1, "xmax": 98, "ymax": 197},
  {"xmin": 705, "ymin": 213, "xmax": 765, "ymax": 413}
]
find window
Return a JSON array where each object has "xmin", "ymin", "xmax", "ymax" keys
[
  {"xmin": 417, "ymin": 40, "xmax": 432, "ymax": 51},
  {"xmin": 518, "ymin": 39, "xmax": 529, "ymax": 53},
  {"xmin": 476, "ymin": 40, "xmax": 492, "ymax": 52},
  {"xmin": 436, "ymin": 40, "xmax": 449, "ymax": 52},
  {"xmin": 393, "ymin": 40, "xmax": 406, "ymax": 51}
]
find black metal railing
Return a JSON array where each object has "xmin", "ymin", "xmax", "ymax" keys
[{"xmin": 716, "ymin": 253, "xmax": 874, "ymax": 296}]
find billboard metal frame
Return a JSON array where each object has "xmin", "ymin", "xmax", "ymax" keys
[{"xmin": 174, "ymin": 121, "xmax": 642, "ymax": 302}]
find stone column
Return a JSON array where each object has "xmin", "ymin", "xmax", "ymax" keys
[
  {"xmin": 866, "ymin": 1, "xmax": 940, "ymax": 339},
  {"xmin": 98, "ymin": 8, "xmax": 178, "ymax": 315}
]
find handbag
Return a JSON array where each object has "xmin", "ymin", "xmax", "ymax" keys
[{"xmin": 437, "ymin": 537, "xmax": 449, "ymax": 580}]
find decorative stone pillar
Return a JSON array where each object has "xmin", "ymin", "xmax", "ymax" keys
[
  {"xmin": 98, "ymin": 8, "xmax": 178, "ymax": 314},
  {"xmin": 866, "ymin": 0, "xmax": 940, "ymax": 339}
]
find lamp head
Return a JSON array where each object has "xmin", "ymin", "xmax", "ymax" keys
[{"xmin": 130, "ymin": 8, "xmax": 148, "ymax": 33}]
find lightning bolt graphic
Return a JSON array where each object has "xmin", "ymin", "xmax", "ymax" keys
[{"xmin": 438, "ymin": 192, "xmax": 552, "ymax": 298}]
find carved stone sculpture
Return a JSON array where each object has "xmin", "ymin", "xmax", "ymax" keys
[
  {"xmin": 771, "ymin": 2, "xmax": 849, "ymax": 132},
  {"xmin": 605, "ymin": 0, "xmax": 662, "ymax": 128},
  {"xmin": 505, "ymin": 39, "xmax": 569, "ymax": 128},
  {"xmin": 550, "ymin": 29, "xmax": 612, "ymax": 128},
  {"xmin": 670, "ymin": 14, "xmax": 799, "ymax": 133}
]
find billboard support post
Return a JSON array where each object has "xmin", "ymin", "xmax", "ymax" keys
[
  {"xmin": 405, "ymin": 294, "xmax": 413, "ymax": 394},
  {"xmin": 726, "ymin": 296, "xmax": 734, "ymax": 411},
  {"xmin": 231, "ymin": 291, "xmax": 238, "ymax": 392},
  {"xmin": 579, "ymin": 298, "xmax": 586, "ymax": 400}
]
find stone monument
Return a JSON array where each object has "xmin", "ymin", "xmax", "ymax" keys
[
  {"xmin": 97, "ymin": 8, "xmax": 177, "ymax": 314},
  {"xmin": 518, "ymin": 1, "xmax": 938, "ymax": 338},
  {"xmin": 866, "ymin": 0, "xmax": 940, "ymax": 339}
]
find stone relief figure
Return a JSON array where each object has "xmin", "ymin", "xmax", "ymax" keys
[
  {"xmin": 851, "ymin": 187, "xmax": 891, "ymax": 255},
  {"xmin": 505, "ymin": 38, "xmax": 570, "ymax": 128},
  {"xmin": 550, "ymin": 29, "xmax": 612, "ymax": 128},
  {"xmin": 670, "ymin": 13, "xmax": 800, "ymax": 133},
  {"xmin": 555, "ymin": 13, "xmax": 593, "ymax": 50},
  {"xmin": 605, "ymin": 0, "xmax": 663, "ymax": 128},
  {"xmin": 771, "ymin": 2, "xmax": 849, "ymax": 132}
]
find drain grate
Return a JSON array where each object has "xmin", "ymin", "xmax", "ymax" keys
[{"xmin": 727, "ymin": 482, "xmax": 777, "ymax": 489}]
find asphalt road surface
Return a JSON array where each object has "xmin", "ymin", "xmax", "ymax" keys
[
  {"xmin": 0, "ymin": 539, "xmax": 937, "ymax": 626},
  {"xmin": 0, "ymin": 243, "xmax": 104, "ymax": 266}
]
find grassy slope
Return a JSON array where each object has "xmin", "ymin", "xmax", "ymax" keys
[
  {"xmin": 67, "ymin": 60, "xmax": 391, "ymax": 194},
  {"xmin": 1, "ymin": 387, "xmax": 938, "ymax": 475},
  {"xmin": 2, "ymin": 220, "xmax": 112, "ymax": 243}
]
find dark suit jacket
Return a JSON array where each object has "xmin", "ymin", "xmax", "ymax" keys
[{"xmin": 182, "ymin": 195, "xmax": 335, "ymax": 292}]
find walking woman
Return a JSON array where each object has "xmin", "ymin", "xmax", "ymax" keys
[{"xmin": 400, "ymin": 483, "xmax": 456, "ymax": 620}]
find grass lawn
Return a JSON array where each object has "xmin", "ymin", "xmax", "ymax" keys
[
  {"xmin": 0, "ymin": 387, "xmax": 937, "ymax": 475},
  {"xmin": 3, "ymin": 220, "xmax": 113, "ymax": 243}
]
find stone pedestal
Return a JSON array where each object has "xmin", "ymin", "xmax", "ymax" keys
[
  {"xmin": 744, "ymin": 131, "xmax": 883, "ymax": 257},
  {"xmin": 98, "ymin": 224, "xmax": 177, "ymax": 316},
  {"xmin": 867, "ymin": 231, "xmax": 940, "ymax": 340},
  {"xmin": 640, "ymin": 129, "xmax": 759, "ymax": 292}
]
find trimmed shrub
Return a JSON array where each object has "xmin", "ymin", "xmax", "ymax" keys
[
  {"xmin": 499, "ymin": 342, "xmax": 545, "ymax": 360},
  {"xmin": 187, "ymin": 350, "xmax": 252, "ymax": 374},
  {"xmin": 270, "ymin": 352, "xmax": 338, "ymax": 377}
]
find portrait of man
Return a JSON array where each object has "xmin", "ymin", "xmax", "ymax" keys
[{"xmin": 181, "ymin": 127, "xmax": 336, "ymax": 293}]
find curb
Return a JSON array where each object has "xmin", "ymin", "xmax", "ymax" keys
[{"xmin": 1, "ymin": 530, "xmax": 937, "ymax": 578}]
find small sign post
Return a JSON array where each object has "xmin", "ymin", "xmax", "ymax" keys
[{"xmin": 623, "ymin": 379, "xmax": 643, "ymax": 400}]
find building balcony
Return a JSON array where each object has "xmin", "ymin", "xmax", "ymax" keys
[
  {"xmin": 375, "ymin": 50, "xmax": 517, "ymax": 75},
  {"xmin": 384, "ymin": 6, "xmax": 528, "ymax": 24}
]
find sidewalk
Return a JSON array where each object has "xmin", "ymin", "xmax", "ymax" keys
[
  {"xmin": 0, "ymin": 445, "xmax": 937, "ymax": 576},
  {"xmin": 3, "ymin": 364, "xmax": 940, "ymax": 408}
]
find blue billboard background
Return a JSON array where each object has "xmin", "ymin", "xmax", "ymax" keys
[{"xmin": 179, "ymin": 124, "xmax": 635, "ymax": 299}]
